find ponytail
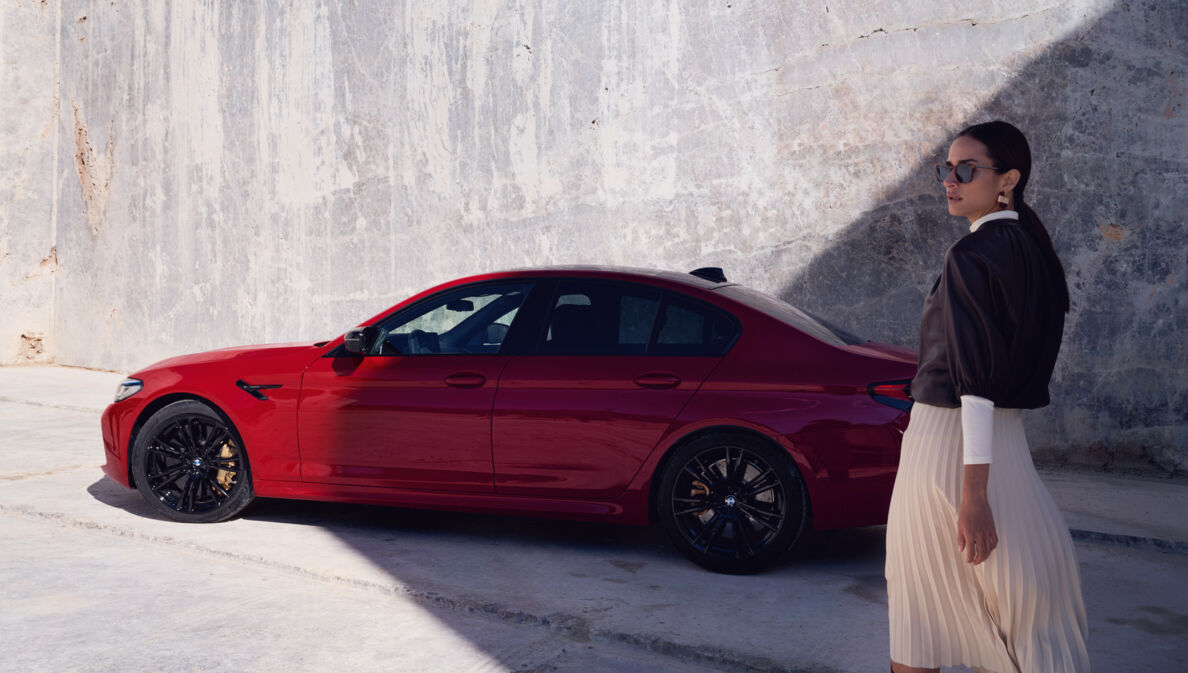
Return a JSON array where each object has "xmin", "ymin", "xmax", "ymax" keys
[{"xmin": 1016, "ymin": 199, "xmax": 1070, "ymax": 313}]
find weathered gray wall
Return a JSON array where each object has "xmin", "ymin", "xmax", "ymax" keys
[
  {"xmin": 1, "ymin": 2, "xmax": 58, "ymax": 362},
  {"xmin": 2, "ymin": 0, "xmax": 1185, "ymax": 472}
]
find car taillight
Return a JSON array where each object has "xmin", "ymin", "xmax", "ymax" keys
[{"xmin": 868, "ymin": 379, "xmax": 913, "ymax": 412}]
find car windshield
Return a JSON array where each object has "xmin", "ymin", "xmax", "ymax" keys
[{"xmin": 713, "ymin": 284, "xmax": 867, "ymax": 347}]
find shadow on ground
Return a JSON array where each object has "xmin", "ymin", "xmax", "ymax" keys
[
  {"xmin": 87, "ymin": 473, "xmax": 888, "ymax": 670},
  {"xmin": 87, "ymin": 473, "xmax": 885, "ymax": 572}
]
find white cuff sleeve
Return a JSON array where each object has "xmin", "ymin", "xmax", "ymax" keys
[{"xmin": 960, "ymin": 394, "xmax": 994, "ymax": 465}]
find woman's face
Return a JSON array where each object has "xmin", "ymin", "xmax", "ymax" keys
[{"xmin": 941, "ymin": 135, "xmax": 1017, "ymax": 222}]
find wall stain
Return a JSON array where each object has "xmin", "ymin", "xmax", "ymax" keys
[
  {"xmin": 71, "ymin": 102, "xmax": 114, "ymax": 236},
  {"xmin": 39, "ymin": 246, "xmax": 57, "ymax": 270},
  {"xmin": 17, "ymin": 333, "xmax": 48, "ymax": 362},
  {"xmin": 24, "ymin": 246, "xmax": 57, "ymax": 281},
  {"xmin": 1098, "ymin": 222, "xmax": 1125, "ymax": 242},
  {"xmin": 1163, "ymin": 72, "xmax": 1185, "ymax": 119}
]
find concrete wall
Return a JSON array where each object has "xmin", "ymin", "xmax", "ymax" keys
[
  {"xmin": 1, "ymin": 1, "xmax": 58, "ymax": 362},
  {"xmin": 2, "ymin": 0, "xmax": 1185, "ymax": 472}
]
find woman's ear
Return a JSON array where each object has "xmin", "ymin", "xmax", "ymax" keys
[{"xmin": 1000, "ymin": 168, "xmax": 1022, "ymax": 193}]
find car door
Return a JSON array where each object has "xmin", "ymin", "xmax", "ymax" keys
[
  {"xmin": 298, "ymin": 281, "xmax": 533, "ymax": 492},
  {"xmin": 492, "ymin": 279, "xmax": 739, "ymax": 499}
]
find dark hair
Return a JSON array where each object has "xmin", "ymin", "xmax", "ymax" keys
[{"xmin": 958, "ymin": 121, "xmax": 1070, "ymax": 313}]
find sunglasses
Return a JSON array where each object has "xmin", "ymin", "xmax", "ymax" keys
[{"xmin": 934, "ymin": 162, "xmax": 1000, "ymax": 183}]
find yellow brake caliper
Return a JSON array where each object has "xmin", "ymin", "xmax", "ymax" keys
[
  {"xmin": 215, "ymin": 441, "xmax": 237, "ymax": 490},
  {"xmin": 691, "ymin": 480, "xmax": 710, "ymax": 514}
]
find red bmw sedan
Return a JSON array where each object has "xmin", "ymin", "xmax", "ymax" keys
[{"xmin": 101, "ymin": 266, "xmax": 915, "ymax": 573}]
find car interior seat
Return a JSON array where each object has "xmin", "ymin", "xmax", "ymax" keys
[{"xmin": 547, "ymin": 304, "xmax": 614, "ymax": 352}]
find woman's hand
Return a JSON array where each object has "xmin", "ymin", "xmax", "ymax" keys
[
  {"xmin": 958, "ymin": 498, "xmax": 997, "ymax": 565},
  {"xmin": 958, "ymin": 464, "xmax": 997, "ymax": 565}
]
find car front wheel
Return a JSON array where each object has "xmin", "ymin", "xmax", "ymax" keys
[
  {"xmin": 658, "ymin": 433, "xmax": 807, "ymax": 574},
  {"xmin": 131, "ymin": 400, "xmax": 254, "ymax": 523}
]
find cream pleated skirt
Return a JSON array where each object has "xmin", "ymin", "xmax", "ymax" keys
[{"xmin": 885, "ymin": 403, "xmax": 1090, "ymax": 672}]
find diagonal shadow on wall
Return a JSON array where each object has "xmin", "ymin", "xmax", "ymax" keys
[{"xmin": 777, "ymin": 1, "xmax": 1187, "ymax": 472}]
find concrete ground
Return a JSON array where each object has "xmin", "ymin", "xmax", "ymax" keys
[{"xmin": 1, "ymin": 365, "xmax": 1185, "ymax": 673}]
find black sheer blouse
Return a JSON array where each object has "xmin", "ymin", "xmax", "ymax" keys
[{"xmin": 910, "ymin": 217, "xmax": 1065, "ymax": 409}]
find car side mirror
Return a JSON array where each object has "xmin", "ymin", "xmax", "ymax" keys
[{"xmin": 342, "ymin": 326, "xmax": 379, "ymax": 355}]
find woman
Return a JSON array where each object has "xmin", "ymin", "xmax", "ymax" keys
[{"xmin": 885, "ymin": 121, "xmax": 1090, "ymax": 673}]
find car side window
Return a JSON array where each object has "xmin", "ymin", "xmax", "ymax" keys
[
  {"xmin": 372, "ymin": 283, "xmax": 532, "ymax": 355},
  {"xmin": 652, "ymin": 296, "xmax": 738, "ymax": 356},
  {"xmin": 541, "ymin": 281, "xmax": 661, "ymax": 355}
]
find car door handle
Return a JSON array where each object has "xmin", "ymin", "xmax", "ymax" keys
[
  {"xmin": 444, "ymin": 372, "xmax": 487, "ymax": 388},
  {"xmin": 633, "ymin": 373, "xmax": 681, "ymax": 389}
]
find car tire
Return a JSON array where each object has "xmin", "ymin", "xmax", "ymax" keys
[
  {"xmin": 131, "ymin": 400, "xmax": 254, "ymax": 523},
  {"xmin": 657, "ymin": 432, "xmax": 807, "ymax": 574}
]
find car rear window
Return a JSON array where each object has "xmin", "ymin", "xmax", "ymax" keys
[
  {"xmin": 713, "ymin": 284, "xmax": 865, "ymax": 347},
  {"xmin": 652, "ymin": 296, "xmax": 738, "ymax": 356}
]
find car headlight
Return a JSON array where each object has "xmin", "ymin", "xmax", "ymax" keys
[{"xmin": 114, "ymin": 378, "xmax": 143, "ymax": 402}]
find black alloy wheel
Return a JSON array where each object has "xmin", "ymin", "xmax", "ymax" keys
[
  {"xmin": 658, "ymin": 433, "xmax": 807, "ymax": 574},
  {"xmin": 131, "ymin": 400, "xmax": 254, "ymax": 523}
]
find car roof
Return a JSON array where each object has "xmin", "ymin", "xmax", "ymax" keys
[
  {"xmin": 443, "ymin": 266, "xmax": 732, "ymax": 292},
  {"xmin": 455, "ymin": 267, "xmax": 860, "ymax": 348},
  {"xmin": 350, "ymin": 265, "xmax": 868, "ymax": 351},
  {"xmin": 349, "ymin": 266, "xmax": 739, "ymax": 342}
]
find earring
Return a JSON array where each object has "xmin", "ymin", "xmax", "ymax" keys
[{"xmin": 997, "ymin": 193, "xmax": 1009, "ymax": 206}]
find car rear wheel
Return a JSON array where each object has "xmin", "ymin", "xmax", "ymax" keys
[
  {"xmin": 131, "ymin": 400, "xmax": 254, "ymax": 523},
  {"xmin": 658, "ymin": 433, "xmax": 807, "ymax": 574}
]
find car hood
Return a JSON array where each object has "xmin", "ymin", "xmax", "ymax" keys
[{"xmin": 133, "ymin": 342, "xmax": 328, "ymax": 375}]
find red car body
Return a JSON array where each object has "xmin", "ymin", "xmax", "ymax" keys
[{"xmin": 102, "ymin": 267, "xmax": 914, "ymax": 537}]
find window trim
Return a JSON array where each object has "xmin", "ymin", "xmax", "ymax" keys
[{"xmin": 327, "ymin": 276, "xmax": 744, "ymax": 359}]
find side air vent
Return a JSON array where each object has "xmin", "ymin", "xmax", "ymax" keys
[
  {"xmin": 689, "ymin": 267, "xmax": 727, "ymax": 283},
  {"xmin": 237, "ymin": 380, "xmax": 282, "ymax": 401}
]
